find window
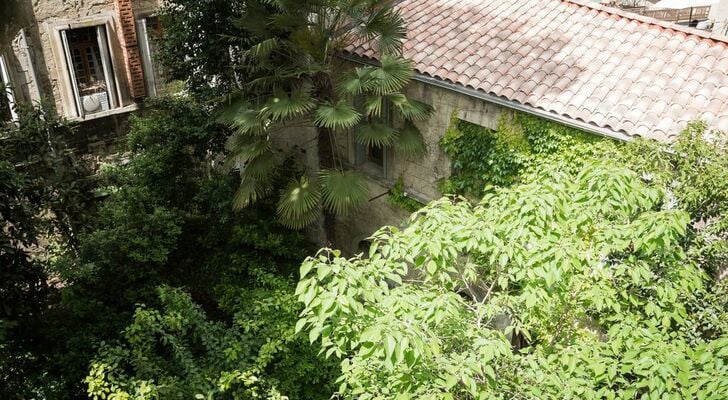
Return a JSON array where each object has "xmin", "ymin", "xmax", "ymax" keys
[
  {"xmin": 354, "ymin": 98, "xmax": 391, "ymax": 178},
  {"xmin": 137, "ymin": 16, "xmax": 166, "ymax": 97},
  {"xmin": 0, "ymin": 54, "xmax": 17, "ymax": 122},
  {"xmin": 60, "ymin": 25, "xmax": 119, "ymax": 117}
]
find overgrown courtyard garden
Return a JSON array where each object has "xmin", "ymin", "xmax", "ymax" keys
[{"xmin": 1, "ymin": 0, "xmax": 727, "ymax": 399}]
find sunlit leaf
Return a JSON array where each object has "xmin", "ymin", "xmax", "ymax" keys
[{"xmin": 277, "ymin": 175, "xmax": 321, "ymax": 229}]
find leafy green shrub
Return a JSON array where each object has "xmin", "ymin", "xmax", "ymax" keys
[
  {"xmin": 0, "ymin": 102, "xmax": 95, "ymax": 398},
  {"xmin": 296, "ymin": 162, "xmax": 728, "ymax": 399},
  {"xmin": 87, "ymin": 279, "xmax": 338, "ymax": 400}
]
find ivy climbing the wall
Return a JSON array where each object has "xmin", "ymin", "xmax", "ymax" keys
[
  {"xmin": 439, "ymin": 111, "xmax": 728, "ymax": 279},
  {"xmin": 439, "ymin": 111, "xmax": 621, "ymax": 197}
]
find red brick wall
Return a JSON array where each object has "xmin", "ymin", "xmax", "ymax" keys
[{"xmin": 115, "ymin": 0, "xmax": 146, "ymax": 99}]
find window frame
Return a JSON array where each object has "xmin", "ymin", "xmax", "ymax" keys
[
  {"xmin": 0, "ymin": 54, "xmax": 18, "ymax": 123},
  {"xmin": 47, "ymin": 14, "xmax": 124, "ymax": 119},
  {"xmin": 136, "ymin": 15, "xmax": 165, "ymax": 97},
  {"xmin": 353, "ymin": 98, "xmax": 392, "ymax": 179}
]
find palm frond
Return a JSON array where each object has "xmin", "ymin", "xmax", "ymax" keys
[
  {"xmin": 233, "ymin": 177, "xmax": 273, "ymax": 210},
  {"xmin": 337, "ymin": 67, "xmax": 375, "ymax": 96},
  {"xmin": 395, "ymin": 98, "xmax": 433, "ymax": 121},
  {"xmin": 224, "ymin": 136, "xmax": 271, "ymax": 170},
  {"xmin": 245, "ymin": 38, "xmax": 279, "ymax": 59},
  {"xmin": 277, "ymin": 176, "xmax": 322, "ymax": 229},
  {"xmin": 363, "ymin": 93, "xmax": 407, "ymax": 118},
  {"xmin": 357, "ymin": 7, "xmax": 406, "ymax": 55},
  {"xmin": 241, "ymin": 150, "xmax": 279, "ymax": 180},
  {"xmin": 245, "ymin": 74, "xmax": 287, "ymax": 92},
  {"xmin": 233, "ymin": 110, "xmax": 267, "ymax": 136},
  {"xmin": 216, "ymin": 96, "xmax": 268, "ymax": 136},
  {"xmin": 262, "ymin": 88, "xmax": 316, "ymax": 121},
  {"xmin": 354, "ymin": 122, "xmax": 398, "ymax": 147},
  {"xmin": 319, "ymin": 169, "xmax": 369, "ymax": 215},
  {"xmin": 370, "ymin": 55, "xmax": 413, "ymax": 95},
  {"xmin": 314, "ymin": 101, "xmax": 361, "ymax": 130},
  {"xmin": 258, "ymin": 0, "xmax": 287, "ymax": 10},
  {"xmin": 216, "ymin": 94, "xmax": 249, "ymax": 124},
  {"xmin": 363, "ymin": 95, "xmax": 383, "ymax": 117},
  {"xmin": 394, "ymin": 121, "xmax": 426, "ymax": 157}
]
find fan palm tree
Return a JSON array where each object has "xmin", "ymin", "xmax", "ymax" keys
[{"xmin": 217, "ymin": 0, "xmax": 432, "ymax": 230}]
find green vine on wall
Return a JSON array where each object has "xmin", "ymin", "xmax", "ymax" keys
[
  {"xmin": 387, "ymin": 176, "xmax": 424, "ymax": 212},
  {"xmin": 438, "ymin": 110, "xmax": 621, "ymax": 197}
]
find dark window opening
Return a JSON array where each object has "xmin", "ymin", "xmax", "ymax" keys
[
  {"xmin": 367, "ymin": 144, "xmax": 384, "ymax": 167},
  {"xmin": 60, "ymin": 24, "xmax": 118, "ymax": 117},
  {"xmin": 66, "ymin": 27, "xmax": 106, "ymax": 96}
]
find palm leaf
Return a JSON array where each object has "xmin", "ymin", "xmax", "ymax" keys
[
  {"xmin": 241, "ymin": 150, "xmax": 279, "ymax": 180},
  {"xmin": 354, "ymin": 122, "xmax": 398, "ymax": 147},
  {"xmin": 396, "ymin": 98, "xmax": 433, "ymax": 121},
  {"xmin": 244, "ymin": 38, "xmax": 279, "ymax": 59},
  {"xmin": 224, "ymin": 135, "xmax": 271, "ymax": 170},
  {"xmin": 363, "ymin": 93, "xmax": 407, "ymax": 118},
  {"xmin": 277, "ymin": 176, "xmax": 321, "ymax": 229},
  {"xmin": 320, "ymin": 169, "xmax": 369, "ymax": 215},
  {"xmin": 262, "ymin": 88, "xmax": 316, "ymax": 121},
  {"xmin": 394, "ymin": 121, "xmax": 426, "ymax": 157},
  {"xmin": 314, "ymin": 101, "xmax": 361, "ymax": 130},
  {"xmin": 370, "ymin": 55, "xmax": 413, "ymax": 95},
  {"xmin": 363, "ymin": 95, "xmax": 383, "ymax": 117},
  {"xmin": 357, "ymin": 7, "xmax": 406, "ymax": 55},
  {"xmin": 217, "ymin": 97, "xmax": 267, "ymax": 136},
  {"xmin": 216, "ymin": 94, "xmax": 250, "ymax": 124},
  {"xmin": 233, "ymin": 177, "xmax": 273, "ymax": 210},
  {"xmin": 337, "ymin": 67, "xmax": 375, "ymax": 96}
]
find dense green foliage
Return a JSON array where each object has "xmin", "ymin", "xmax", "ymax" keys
[
  {"xmin": 87, "ymin": 280, "xmax": 336, "ymax": 399},
  {"xmin": 1, "ymin": 97, "xmax": 337, "ymax": 398},
  {"xmin": 439, "ymin": 112, "xmax": 728, "ymax": 277},
  {"xmin": 439, "ymin": 112, "xmax": 614, "ymax": 197},
  {"xmin": 1, "ymin": 103, "xmax": 95, "ymax": 398},
  {"xmin": 156, "ymin": 0, "xmax": 248, "ymax": 99},
  {"xmin": 297, "ymin": 158, "xmax": 728, "ymax": 399},
  {"xmin": 5, "ymin": 0, "xmax": 728, "ymax": 398},
  {"xmin": 214, "ymin": 0, "xmax": 432, "ymax": 229},
  {"xmin": 75, "ymin": 97, "xmax": 337, "ymax": 399}
]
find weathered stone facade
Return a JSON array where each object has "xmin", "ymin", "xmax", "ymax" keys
[
  {"xmin": 1, "ymin": 0, "xmax": 159, "ymax": 120},
  {"xmin": 269, "ymin": 77, "xmax": 512, "ymax": 254}
]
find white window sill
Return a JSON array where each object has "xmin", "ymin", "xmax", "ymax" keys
[{"xmin": 68, "ymin": 103, "xmax": 140, "ymax": 122}]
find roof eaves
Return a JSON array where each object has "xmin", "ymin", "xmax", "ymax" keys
[
  {"xmin": 342, "ymin": 53, "xmax": 633, "ymax": 141},
  {"xmin": 412, "ymin": 73, "xmax": 634, "ymax": 142}
]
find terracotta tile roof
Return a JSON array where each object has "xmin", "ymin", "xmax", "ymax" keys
[{"xmin": 348, "ymin": 0, "xmax": 728, "ymax": 141}]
